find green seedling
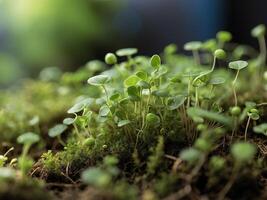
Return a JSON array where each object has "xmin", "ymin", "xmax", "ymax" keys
[
  {"xmin": 192, "ymin": 49, "xmax": 226, "ymax": 106},
  {"xmin": 251, "ymin": 24, "xmax": 266, "ymax": 66},
  {"xmin": 17, "ymin": 132, "xmax": 40, "ymax": 177},
  {"xmin": 184, "ymin": 41, "xmax": 202, "ymax": 65},
  {"xmin": 105, "ymin": 53, "xmax": 117, "ymax": 65},
  {"xmin": 164, "ymin": 43, "xmax": 177, "ymax": 55},
  {"xmin": 179, "ymin": 148, "xmax": 201, "ymax": 165},
  {"xmin": 218, "ymin": 142, "xmax": 256, "ymax": 200},
  {"xmin": 216, "ymin": 31, "xmax": 232, "ymax": 48},
  {"xmin": 146, "ymin": 113, "xmax": 160, "ymax": 126},
  {"xmin": 209, "ymin": 156, "xmax": 225, "ymax": 172},
  {"xmin": 0, "ymin": 167, "xmax": 16, "ymax": 182},
  {"xmin": 253, "ymin": 123, "xmax": 267, "ymax": 136},
  {"xmin": 244, "ymin": 108, "xmax": 259, "ymax": 141},
  {"xmin": 228, "ymin": 60, "xmax": 248, "ymax": 106},
  {"xmin": 116, "ymin": 48, "xmax": 138, "ymax": 57},
  {"xmin": 150, "ymin": 54, "xmax": 161, "ymax": 70},
  {"xmin": 0, "ymin": 147, "xmax": 14, "ymax": 167},
  {"xmin": 48, "ymin": 124, "xmax": 68, "ymax": 145},
  {"xmin": 88, "ymin": 75, "xmax": 111, "ymax": 103},
  {"xmin": 202, "ymin": 39, "xmax": 217, "ymax": 53},
  {"xmin": 231, "ymin": 142, "xmax": 256, "ymax": 163}
]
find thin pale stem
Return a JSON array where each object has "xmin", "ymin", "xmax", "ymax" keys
[
  {"xmin": 232, "ymin": 70, "xmax": 239, "ymax": 106},
  {"xmin": 192, "ymin": 50, "xmax": 200, "ymax": 65},
  {"xmin": 244, "ymin": 116, "xmax": 251, "ymax": 141},
  {"xmin": 259, "ymin": 36, "xmax": 266, "ymax": 65},
  {"xmin": 102, "ymin": 85, "xmax": 109, "ymax": 104}
]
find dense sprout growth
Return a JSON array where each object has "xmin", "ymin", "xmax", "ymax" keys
[{"xmin": 0, "ymin": 24, "xmax": 267, "ymax": 200}]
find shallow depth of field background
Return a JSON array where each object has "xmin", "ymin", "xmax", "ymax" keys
[{"xmin": 0, "ymin": 0, "xmax": 266, "ymax": 87}]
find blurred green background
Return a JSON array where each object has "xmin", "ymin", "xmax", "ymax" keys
[
  {"xmin": 0, "ymin": 0, "xmax": 266, "ymax": 87},
  {"xmin": 0, "ymin": 0, "xmax": 123, "ymax": 86}
]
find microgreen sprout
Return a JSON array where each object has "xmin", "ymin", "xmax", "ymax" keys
[
  {"xmin": 48, "ymin": 124, "xmax": 68, "ymax": 145},
  {"xmin": 105, "ymin": 53, "xmax": 117, "ymax": 65},
  {"xmin": 88, "ymin": 74, "xmax": 111, "ymax": 103},
  {"xmin": 253, "ymin": 123, "xmax": 267, "ymax": 136},
  {"xmin": 244, "ymin": 108, "xmax": 259, "ymax": 141},
  {"xmin": 251, "ymin": 24, "xmax": 266, "ymax": 66},
  {"xmin": 192, "ymin": 49, "xmax": 226, "ymax": 106},
  {"xmin": 218, "ymin": 142, "xmax": 256, "ymax": 200},
  {"xmin": 216, "ymin": 31, "xmax": 232, "ymax": 48},
  {"xmin": 228, "ymin": 60, "xmax": 248, "ymax": 106},
  {"xmin": 184, "ymin": 41, "xmax": 202, "ymax": 65},
  {"xmin": 17, "ymin": 132, "xmax": 40, "ymax": 177}
]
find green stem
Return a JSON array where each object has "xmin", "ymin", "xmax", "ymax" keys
[
  {"xmin": 187, "ymin": 77, "xmax": 191, "ymax": 108},
  {"xmin": 259, "ymin": 35, "xmax": 266, "ymax": 65},
  {"xmin": 195, "ymin": 87, "xmax": 199, "ymax": 107},
  {"xmin": 232, "ymin": 70, "xmax": 239, "ymax": 107},
  {"xmin": 217, "ymin": 164, "xmax": 239, "ymax": 200},
  {"xmin": 244, "ymin": 116, "xmax": 251, "ymax": 141},
  {"xmin": 102, "ymin": 85, "xmax": 109, "ymax": 105},
  {"xmin": 192, "ymin": 50, "xmax": 200, "ymax": 65},
  {"xmin": 57, "ymin": 135, "xmax": 65, "ymax": 146}
]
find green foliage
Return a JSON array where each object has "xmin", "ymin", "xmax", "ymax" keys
[
  {"xmin": 1, "ymin": 25, "xmax": 267, "ymax": 200},
  {"xmin": 231, "ymin": 142, "xmax": 257, "ymax": 163},
  {"xmin": 147, "ymin": 136, "xmax": 164, "ymax": 175}
]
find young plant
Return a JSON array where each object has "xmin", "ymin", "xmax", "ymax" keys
[
  {"xmin": 105, "ymin": 53, "xmax": 117, "ymax": 65},
  {"xmin": 253, "ymin": 123, "xmax": 267, "ymax": 136},
  {"xmin": 192, "ymin": 49, "xmax": 226, "ymax": 106},
  {"xmin": 218, "ymin": 142, "xmax": 256, "ymax": 200},
  {"xmin": 216, "ymin": 31, "xmax": 232, "ymax": 48},
  {"xmin": 17, "ymin": 132, "xmax": 40, "ymax": 177},
  {"xmin": 88, "ymin": 74, "xmax": 111, "ymax": 103},
  {"xmin": 251, "ymin": 24, "xmax": 266, "ymax": 66},
  {"xmin": 244, "ymin": 108, "xmax": 260, "ymax": 141},
  {"xmin": 228, "ymin": 60, "xmax": 248, "ymax": 106},
  {"xmin": 48, "ymin": 124, "xmax": 68, "ymax": 145},
  {"xmin": 184, "ymin": 41, "xmax": 202, "ymax": 65}
]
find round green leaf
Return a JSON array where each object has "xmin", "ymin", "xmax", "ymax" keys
[
  {"xmin": 105, "ymin": 53, "xmax": 117, "ymax": 65},
  {"xmin": 99, "ymin": 105, "xmax": 110, "ymax": 117},
  {"xmin": 81, "ymin": 167, "xmax": 111, "ymax": 187},
  {"xmin": 87, "ymin": 75, "xmax": 110, "ymax": 86},
  {"xmin": 116, "ymin": 48, "xmax": 138, "ymax": 57},
  {"xmin": 63, "ymin": 118, "xmax": 76, "ymax": 125},
  {"xmin": 228, "ymin": 60, "xmax": 248, "ymax": 70},
  {"xmin": 67, "ymin": 102, "xmax": 85, "ymax": 114},
  {"xmin": 118, "ymin": 120, "xmax": 131, "ymax": 127},
  {"xmin": 216, "ymin": 31, "xmax": 232, "ymax": 42},
  {"xmin": 0, "ymin": 167, "xmax": 16, "ymax": 181},
  {"xmin": 135, "ymin": 71, "xmax": 148, "ymax": 80},
  {"xmin": 180, "ymin": 148, "xmax": 201, "ymax": 164},
  {"xmin": 251, "ymin": 24, "xmax": 266, "ymax": 38},
  {"xmin": 86, "ymin": 60, "xmax": 105, "ymax": 72},
  {"xmin": 209, "ymin": 77, "xmax": 225, "ymax": 85},
  {"xmin": 231, "ymin": 142, "xmax": 256, "ymax": 163},
  {"xmin": 184, "ymin": 41, "xmax": 202, "ymax": 51},
  {"xmin": 146, "ymin": 113, "xmax": 160, "ymax": 125},
  {"xmin": 214, "ymin": 49, "xmax": 226, "ymax": 59},
  {"xmin": 253, "ymin": 123, "xmax": 267, "ymax": 136},
  {"xmin": 124, "ymin": 75, "xmax": 141, "ymax": 87},
  {"xmin": 167, "ymin": 96, "xmax": 186, "ymax": 110},
  {"xmin": 150, "ymin": 54, "xmax": 161, "ymax": 69},
  {"xmin": 17, "ymin": 132, "xmax": 40, "ymax": 145},
  {"xmin": 48, "ymin": 124, "xmax": 67, "ymax": 138}
]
